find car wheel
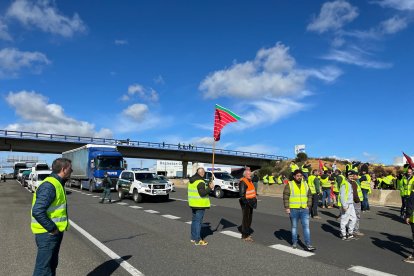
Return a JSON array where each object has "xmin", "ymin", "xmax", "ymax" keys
[
  {"xmin": 89, "ymin": 181, "xmax": 95, "ymax": 193},
  {"xmin": 118, "ymin": 190, "xmax": 125, "ymax": 200},
  {"xmin": 214, "ymin": 186, "xmax": 224, "ymax": 199},
  {"xmin": 80, "ymin": 182, "xmax": 84, "ymax": 190},
  {"xmin": 133, "ymin": 189, "xmax": 143, "ymax": 203}
]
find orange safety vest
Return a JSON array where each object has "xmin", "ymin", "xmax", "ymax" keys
[{"xmin": 240, "ymin": 177, "xmax": 257, "ymax": 199}]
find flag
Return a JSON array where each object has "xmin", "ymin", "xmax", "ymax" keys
[
  {"xmin": 403, "ymin": 152, "xmax": 414, "ymax": 168},
  {"xmin": 213, "ymin": 104, "xmax": 240, "ymax": 141},
  {"xmin": 318, "ymin": 160, "xmax": 324, "ymax": 172}
]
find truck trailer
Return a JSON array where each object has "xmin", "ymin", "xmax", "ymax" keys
[{"xmin": 62, "ymin": 144, "xmax": 127, "ymax": 192}]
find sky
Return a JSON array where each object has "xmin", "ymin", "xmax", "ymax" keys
[{"xmin": 1, "ymin": 0, "xmax": 414, "ymax": 168}]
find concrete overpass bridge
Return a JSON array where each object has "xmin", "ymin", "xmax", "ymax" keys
[{"xmin": 0, "ymin": 130, "xmax": 288, "ymax": 175}]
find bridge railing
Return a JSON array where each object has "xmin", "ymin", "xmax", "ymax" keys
[{"xmin": 0, "ymin": 129, "xmax": 288, "ymax": 161}]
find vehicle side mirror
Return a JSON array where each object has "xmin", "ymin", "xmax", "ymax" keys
[{"xmin": 90, "ymin": 160, "xmax": 95, "ymax": 169}]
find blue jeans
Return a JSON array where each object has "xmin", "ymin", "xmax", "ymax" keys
[
  {"xmin": 290, "ymin": 208, "xmax": 311, "ymax": 246},
  {"xmin": 322, "ymin": 188, "xmax": 331, "ymax": 207},
  {"xmin": 361, "ymin": 189, "xmax": 370, "ymax": 211},
  {"xmin": 33, "ymin": 232, "xmax": 64, "ymax": 276},
  {"xmin": 191, "ymin": 209, "xmax": 205, "ymax": 242}
]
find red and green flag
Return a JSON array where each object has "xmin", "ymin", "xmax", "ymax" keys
[{"xmin": 213, "ymin": 104, "xmax": 240, "ymax": 141}]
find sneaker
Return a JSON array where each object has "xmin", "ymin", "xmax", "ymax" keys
[
  {"xmin": 403, "ymin": 255, "xmax": 414, "ymax": 263},
  {"xmin": 341, "ymin": 235, "xmax": 347, "ymax": 241},
  {"xmin": 190, "ymin": 240, "xmax": 195, "ymax": 243},
  {"xmin": 292, "ymin": 243, "xmax": 298, "ymax": 249},
  {"xmin": 305, "ymin": 245, "xmax": 316, "ymax": 251},
  {"xmin": 313, "ymin": 216, "xmax": 322, "ymax": 219},
  {"xmin": 195, "ymin": 240, "xmax": 208, "ymax": 246},
  {"xmin": 354, "ymin": 231, "xmax": 365, "ymax": 237},
  {"xmin": 243, "ymin": 236, "xmax": 254, "ymax": 242},
  {"xmin": 327, "ymin": 206, "xmax": 333, "ymax": 209},
  {"xmin": 321, "ymin": 206, "xmax": 326, "ymax": 209},
  {"xmin": 347, "ymin": 234, "xmax": 355, "ymax": 240}
]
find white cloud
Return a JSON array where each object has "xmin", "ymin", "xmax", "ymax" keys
[
  {"xmin": 380, "ymin": 16, "xmax": 408, "ymax": 34},
  {"xmin": 121, "ymin": 83, "xmax": 159, "ymax": 102},
  {"xmin": 307, "ymin": 0, "xmax": 359, "ymax": 33},
  {"xmin": 5, "ymin": 91, "xmax": 112, "ymax": 137},
  {"xmin": 191, "ymin": 137, "xmax": 215, "ymax": 146},
  {"xmin": 6, "ymin": 0, "xmax": 86, "ymax": 37},
  {"xmin": 114, "ymin": 39, "xmax": 128, "ymax": 45},
  {"xmin": 0, "ymin": 48, "xmax": 50, "ymax": 78},
  {"xmin": 322, "ymin": 48, "xmax": 392, "ymax": 68},
  {"xmin": 200, "ymin": 43, "xmax": 341, "ymax": 100},
  {"xmin": 122, "ymin": 104, "xmax": 148, "ymax": 120},
  {"xmin": 376, "ymin": 0, "xmax": 414, "ymax": 10},
  {"xmin": 235, "ymin": 144, "xmax": 279, "ymax": 155},
  {"xmin": 362, "ymin": 151, "xmax": 378, "ymax": 162},
  {"xmin": 0, "ymin": 19, "xmax": 12, "ymax": 41}
]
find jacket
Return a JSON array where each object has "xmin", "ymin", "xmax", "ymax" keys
[
  {"xmin": 103, "ymin": 176, "xmax": 112, "ymax": 189},
  {"xmin": 188, "ymin": 173, "xmax": 212, "ymax": 209},
  {"xmin": 31, "ymin": 174, "xmax": 65, "ymax": 233},
  {"xmin": 239, "ymin": 178, "xmax": 257, "ymax": 209},
  {"xmin": 283, "ymin": 180, "xmax": 312, "ymax": 209}
]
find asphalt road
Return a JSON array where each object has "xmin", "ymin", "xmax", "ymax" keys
[{"xmin": 1, "ymin": 179, "xmax": 412, "ymax": 276}]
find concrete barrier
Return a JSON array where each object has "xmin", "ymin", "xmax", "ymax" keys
[{"xmin": 172, "ymin": 179, "xmax": 403, "ymax": 207}]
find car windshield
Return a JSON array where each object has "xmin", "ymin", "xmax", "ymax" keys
[
  {"xmin": 38, "ymin": 174, "xmax": 50, "ymax": 181},
  {"xmin": 97, "ymin": 157, "xmax": 122, "ymax": 169},
  {"xmin": 213, "ymin": 172, "xmax": 234, "ymax": 180},
  {"xmin": 135, "ymin": 173, "xmax": 159, "ymax": 180},
  {"xmin": 36, "ymin": 165, "xmax": 49, "ymax": 170}
]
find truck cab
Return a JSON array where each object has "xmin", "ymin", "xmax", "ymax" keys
[
  {"xmin": 117, "ymin": 170, "xmax": 172, "ymax": 203},
  {"xmin": 205, "ymin": 171, "xmax": 239, "ymax": 198}
]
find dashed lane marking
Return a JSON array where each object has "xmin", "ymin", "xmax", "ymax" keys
[
  {"xmin": 348, "ymin": 266, "xmax": 396, "ymax": 276},
  {"xmin": 69, "ymin": 219, "xmax": 144, "ymax": 276},
  {"xmin": 117, "ymin": 202, "xmax": 128, "ymax": 205},
  {"xmin": 144, "ymin": 210, "xmax": 159, "ymax": 214},
  {"xmin": 162, "ymin": 214, "xmax": 181, "ymax": 220},
  {"xmin": 268, "ymin": 244, "xmax": 315, "ymax": 257},
  {"xmin": 129, "ymin": 206, "xmax": 142, "ymax": 209},
  {"xmin": 170, "ymin": 197, "xmax": 216, "ymax": 206},
  {"xmin": 185, "ymin": 221, "xmax": 192, "ymax": 224},
  {"xmin": 93, "ymin": 196, "xmax": 100, "ymax": 198},
  {"xmin": 220, "ymin": 231, "xmax": 242, "ymax": 239}
]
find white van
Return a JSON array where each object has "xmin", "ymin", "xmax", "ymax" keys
[
  {"xmin": 29, "ymin": 170, "xmax": 52, "ymax": 192},
  {"xmin": 204, "ymin": 171, "xmax": 239, "ymax": 198},
  {"xmin": 31, "ymin": 162, "xmax": 50, "ymax": 173}
]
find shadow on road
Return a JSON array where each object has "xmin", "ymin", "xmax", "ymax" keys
[
  {"xmin": 376, "ymin": 210, "xmax": 404, "ymax": 223},
  {"xmin": 319, "ymin": 210, "xmax": 339, "ymax": 219},
  {"xmin": 371, "ymin": 232, "xmax": 412, "ymax": 258},
  {"xmin": 102, "ymin": 233, "xmax": 147, "ymax": 244},
  {"xmin": 87, "ymin": 255, "xmax": 132, "ymax": 276},
  {"xmin": 321, "ymin": 222, "xmax": 339, "ymax": 238},
  {"xmin": 274, "ymin": 229, "xmax": 307, "ymax": 248}
]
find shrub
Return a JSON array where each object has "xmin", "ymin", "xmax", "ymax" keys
[{"xmin": 296, "ymin": 152, "xmax": 308, "ymax": 162}]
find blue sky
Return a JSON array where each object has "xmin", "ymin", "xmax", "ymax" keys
[{"xmin": 1, "ymin": 0, "xmax": 414, "ymax": 167}]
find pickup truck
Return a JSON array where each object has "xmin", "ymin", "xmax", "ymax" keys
[
  {"xmin": 205, "ymin": 171, "xmax": 239, "ymax": 198},
  {"xmin": 117, "ymin": 170, "xmax": 172, "ymax": 203}
]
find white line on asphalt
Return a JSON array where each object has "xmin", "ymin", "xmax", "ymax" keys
[
  {"xmin": 348, "ymin": 266, "xmax": 396, "ymax": 276},
  {"xmin": 93, "ymin": 196, "xmax": 100, "ymax": 198},
  {"xmin": 162, "ymin": 214, "xmax": 180, "ymax": 220},
  {"xmin": 170, "ymin": 197, "xmax": 187, "ymax": 202},
  {"xmin": 144, "ymin": 210, "xmax": 159, "ymax": 214},
  {"xmin": 185, "ymin": 221, "xmax": 192, "ymax": 224},
  {"xmin": 129, "ymin": 206, "xmax": 142, "ymax": 209},
  {"xmin": 268, "ymin": 244, "xmax": 315, "ymax": 257},
  {"xmin": 85, "ymin": 194, "xmax": 92, "ymax": 196},
  {"xmin": 117, "ymin": 202, "xmax": 128, "ymax": 205},
  {"xmin": 220, "ymin": 231, "xmax": 242, "ymax": 239},
  {"xmin": 69, "ymin": 219, "xmax": 144, "ymax": 276},
  {"xmin": 81, "ymin": 193, "xmax": 87, "ymax": 195}
]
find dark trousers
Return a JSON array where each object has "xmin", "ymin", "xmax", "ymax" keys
[
  {"xmin": 401, "ymin": 196, "xmax": 408, "ymax": 217},
  {"xmin": 310, "ymin": 194, "xmax": 319, "ymax": 217},
  {"xmin": 33, "ymin": 232, "xmax": 63, "ymax": 276},
  {"xmin": 361, "ymin": 188, "xmax": 370, "ymax": 211},
  {"xmin": 241, "ymin": 204, "xmax": 253, "ymax": 238},
  {"xmin": 101, "ymin": 188, "xmax": 112, "ymax": 202}
]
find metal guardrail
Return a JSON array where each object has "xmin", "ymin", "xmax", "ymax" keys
[{"xmin": 0, "ymin": 129, "xmax": 288, "ymax": 161}]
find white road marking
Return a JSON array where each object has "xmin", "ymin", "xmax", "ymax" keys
[
  {"xmin": 93, "ymin": 196, "xmax": 100, "ymax": 198},
  {"xmin": 269, "ymin": 244, "xmax": 315, "ymax": 257},
  {"xmin": 170, "ymin": 197, "xmax": 187, "ymax": 202},
  {"xmin": 162, "ymin": 214, "xmax": 180, "ymax": 220},
  {"xmin": 185, "ymin": 221, "xmax": 209, "ymax": 227},
  {"xmin": 69, "ymin": 220, "xmax": 145, "ymax": 276},
  {"xmin": 185, "ymin": 221, "xmax": 192, "ymax": 224},
  {"xmin": 81, "ymin": 193, "xmax": 87, "ymax": 195},
  {"xmin": 220, "ymin": 231, "xmax": 242, "ymax": 239},
  {"xmin": 348, "ymin": 266, "xmax": 396, "ymax": 276},
  {"xmin": 117, "ymin": 202, "xmax": 128, "ymax": 205},
  {"xmin": 129, "ymin": 206, "xmax": 142, "ymax": 209},
  {"xmin": 144, "ymin": 210, "xmax": 159, "ymax": 214}
]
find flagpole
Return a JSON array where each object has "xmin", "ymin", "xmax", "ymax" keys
[{"xmin": 212, "ymin": 139, "xmax": 216, "ymax": 174}]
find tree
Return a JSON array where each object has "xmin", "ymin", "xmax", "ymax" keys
[{"xmin": 296, "ymin": 152, "xmax": 308, "ymax": 162}]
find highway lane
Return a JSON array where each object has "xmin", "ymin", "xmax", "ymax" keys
[{"xmin": 2, "ymin": 179, "xmax": 412, "ymax": 275}]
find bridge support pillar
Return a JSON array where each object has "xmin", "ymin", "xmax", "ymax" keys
[{"xmin": 182, "ymin": 161, "xmax": 188, "ymax": 178}]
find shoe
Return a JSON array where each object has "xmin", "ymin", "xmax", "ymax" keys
[
  {"xmin": 305, "ymin": 245, "xmax": 316, "ymax": 251},
  {"xmin": 347, "ymin": 234, "xmax": 355, "ymax": 240},
  {"xmin": 403, "ymin": 255, "xmax": 414, "ymax": 263},
  {"xmin": 327, "ymin": 206, "xmax": 333, "ymax": 209},
  {"xmin": 243, "ymin": 236, "xmax": 254, "ymax": 242},
  {"xmin": 195, "ymin": 240, "xmax": 208, "ymax": 246},
  {"xmin": 321, "ymin": 206, "xmax": 326, "ymax": 209},
  {"xmin": 341, "ymin": 235, "xmax": 347, "ymax": 241},
  {"xmin": 313, "ymin": 216, "xmax": 322, "ymax": 219},
  {"xmin": 190, "ymin": 240, "xmax": 195, "ymax": 243},
  {"xmin": 292, "ymin": 244, "xmax": 298, "ymax": 249},
  {"xmin": 354, "ymin": 232, "xmax": 365, "ymax": 237},
  {"xmin": 109, "ymin": 200, "xmax": 112, "ymax": 203}
]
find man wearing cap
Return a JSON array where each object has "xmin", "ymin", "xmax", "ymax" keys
[
  {"xmin": 338, "ymin": 171, "xmax": 357, "ymax": 240},
  {"xmin": 283, "ymin": 169, "xmax": 315, "ymax": 251}
]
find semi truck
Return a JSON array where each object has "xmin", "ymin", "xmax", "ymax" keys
[
  {"xmin": 13, "ymin": 162, "xmax": 27, "ymax": 179},
  {"xmin": 63, "ymin": 144, "xmax": 127, "ymax": 192}
]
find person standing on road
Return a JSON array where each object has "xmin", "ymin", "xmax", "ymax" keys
[
  {"xmin": 308, "ymin": 169, "xmax": 321, "ymax": 219},
  {"xmin": 404, "ymin": 183, "xmax": 414, "ymax": 263},
  {"xmin": 188, "ymin": 167, "xmax": 214, "ymax": 246},
  {"xmin": 283, "ymin": 170, "xmax": 315, "ymax": 251},
  {"xmin": 31, "ymin": 158, "xmax": 72, "ymax": 276},
  {"xmin": 359, "ymin": 169, "xmax": 372, "ymax": 212},
  {"xmin": 338, "ymin": 171, "xmax": 357, "ymax": 241},
  {"xmin": 251, "ymin": 171, "xmax": 259, "ymax": 195},
  {"xmin": 99, "ymin": 172, "xmax": 112, "ymax": 204},
  {"xmin": 239, "ymin": 168, "xmax": 257, "ymax": 241}
]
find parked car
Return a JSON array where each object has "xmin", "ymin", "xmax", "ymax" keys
[
  {"xmin": 28, "ymin": 170, "xmax": 52, "ymax": 192},
  {"xmin": 158, "ymin": 175, "xmax": 175, "ymax": 192},
  {"xmin": 20, "ymin": 170, "xmax": 32, "ymax": 187},
  {"xmin": 17, "ymin": 168, "xmax": 31, "ymax": 183}
]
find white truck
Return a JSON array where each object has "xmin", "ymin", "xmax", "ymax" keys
[
  {"xmin": 117, "ymin": 170, "xmax": 172, "ymax": 203},
  {"xmin": 28, "ymin": 170, "xmax": 52, "ymax": 192},
  {"xmin": 204, "ymin": 171, "xmax": 239, "ymax": 198}
]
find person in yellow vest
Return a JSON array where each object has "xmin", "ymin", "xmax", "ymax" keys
[
  {"xmin": 276, "ymin": 175, "xmax": 284, "ymax": 185},
  {"xmin": 290, "ymin": 161, "xmax": 299, "ymax": 180},
  {"xmin": 320, "ymin": 171, "xmax": 332, "ymax": 208},
  {"xmin": 283, "ymin": 170, "xmax": 315, "ymax": 251},
  {"xmin": 31, "ymin": 158, "xmax": 72, "ymax": 275},
  {"xmin": 239, "ymin": 168, "xmax": 257, "ymax": 241},
  {"xmin": 400, "ymin": 168, "xmax": 413, "ymax": 218},
  {"xmin": 188, "ymin": 168, "xmax": 214, "ymax": 246},
  {"xmin": 338, "ymin": 170, "xmax": 357, "ymax": 240},
  {"xmin": 301, "ymin": 161, "xmax": 312, "ymax": 181},
  {"xmin": 268, "ymin": 173, "xmax": 276, "ymax": 185},
  {"xmin": 404, "ymin": 182, "xmax": 414, "ymax": 263},
  {"xmin": 359, "ymin": 170, "xmax": 371, "ymax": 212},
  {"xmin": 262, "ymin": 174, "xmax": 269, "ymax": 185},
  {"xmin": 308, "ymin": 169, "xmax": 321, "ymax": 219}
]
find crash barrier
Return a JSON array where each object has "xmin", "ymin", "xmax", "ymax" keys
[{"xmin": 172, "ymin": 180, "xmax": 403, "ymax": 207}]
